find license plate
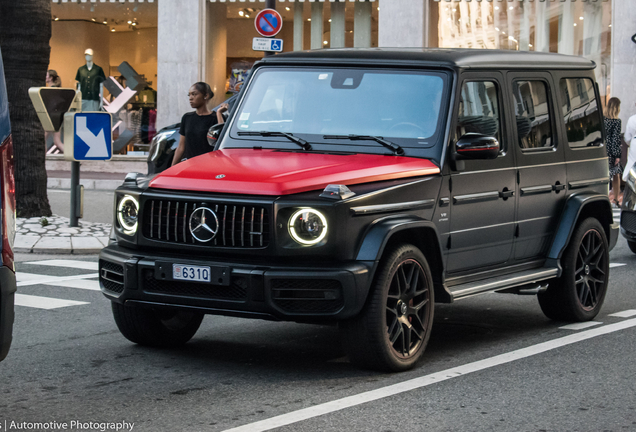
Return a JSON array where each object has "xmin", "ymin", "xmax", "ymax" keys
[{"xmin": 172, "ymin": 264, "xmax": 211, "ymax": 283}]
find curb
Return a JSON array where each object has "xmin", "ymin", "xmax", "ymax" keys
[{"xmin": 47, "ymin": 178, "xmax": 123, "ymax": 190}]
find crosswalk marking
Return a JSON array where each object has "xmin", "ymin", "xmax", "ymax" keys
[
  {"xmin": 609, "ymin": 310, "xmax": 636, "ymax": 318},
  {"xmin": 24, "ymin": 259, "xmax": 98, "ymax": 271},
  {"xmin": 16, "ymin": 272, "xmax": 99, "ymax": 287},
  {"xmin": 610, "ymin": 263, "xmax": 626, "ymax": 268},
  {"xmin": 14, "ymin": 294, "xmax": 89, "ymax": 310},
  {"xmin": 559, "ymin": 322, "xmax": 603, "ymax": 330}
]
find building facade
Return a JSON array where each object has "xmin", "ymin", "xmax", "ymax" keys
[{"xmin": 49, "ymin": 0, "xmax": 636, "ymax": 150}]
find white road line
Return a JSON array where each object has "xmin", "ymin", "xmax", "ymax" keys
[
  {"xmin": 222, "ymin": 318, "xmax": 636, "ymax": 432},
  {"xmin": 24, "ymin": 260, "xmax": 98, "ymax": 271},
  {"xmin": 610, "ymin": 263, "xmax": 626, "ymax": 268},
  {"xmin": 559, "ymin": 321, "xmax": 602, "ymax": 330},
  {"xmin": 14, "ymin": 294, "xmax": 89, "ymax": 310},
  {"xmin": 609, "ymin": 310, "xmax": 636, "ymax": 318},
  {"xmin": 16, "ymin": 273, "xmax": 99, "ymax": 287}
]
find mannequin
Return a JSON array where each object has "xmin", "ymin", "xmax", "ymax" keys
[{"xmin": 75, "ymin": 48, "xmax": 106, "ymax": 112}]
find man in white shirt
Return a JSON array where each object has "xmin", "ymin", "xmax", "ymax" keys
[{"xmin": 623, "ymin": 112, "xmax": 636, "ymax": 181}]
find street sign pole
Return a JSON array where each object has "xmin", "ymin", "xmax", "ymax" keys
[
  {"xmin": 70, "ymin": 161, "xmax": 80, "ymax": 227},
  {"xmin": 264, "ymin": 0, "xmax": 276, "ymax": 57}
]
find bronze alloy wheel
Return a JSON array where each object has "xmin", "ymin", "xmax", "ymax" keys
[
  {"xmin": 574, "ymin": 228, "xmax": 607, "ymax": 311},
  {"xmin": 341, "ymin": 244, "xmax": 434, "ymax": 372},
  {"xmin": 386, "ymin": 258, "xmax": 431, "ymax": 358},
  {"xmin": 538, "ymin": 217, "xmax": 609, "ymax": 322}
]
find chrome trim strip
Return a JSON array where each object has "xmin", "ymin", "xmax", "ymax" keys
[
  {"xmin": 241, "ymin": 207, "xmax": 245, "ymax": 247},
  {"xmin": 260, "ymin": 208, "xmax": 264, "ymax": 247},
  {"xmin": 166, "ymin": 201, "xmax": 171, "ymax": 240},
  {"xmin": 223, "ymin": 205, "xmax": 227, "ymax": 246},
  {"xmin": 174, "ymin": 202, "xmax": 178, "ymax": 242},
  {"xmin": 453, "ymin": 191, "xmax": 500, "ymax": 204},
  {"xmin": 183, "ymin": 202, "xmax": 187, "ymax": 242},
  {"xmin": 150, "ymin": 200, "xmax": 154, "ymax": 238},
  {"xmin": 351, "ymin": 199, "xmax": 435, "ymax": 216},
  {"xmin": 520, "ymin": 185, "xmax": 553, "ymax": 196},
  {"xmin": 158, "ymin": 201, "xmax": 162, "ymax": 240},
  {"xmin": 450, "ymin": 220, "xmax": 515, "ymax": 234},
  {"xmin": 451, "ymin": 268, "xmax": 559, "ymax": 300},
  {"xmin": 250, "ymin": 207, "xmax": 255, "ymax": 247},
  {"xmin": 456, "ymin": 157, "xmax": 608, "ymax": 176},
  {"xmin": 568, "ymin": 177, "xmax": 609, "ymax": 189},
  {"xmin": 231, "ymin": 205, "xmax": 236, "ymax": 247}
]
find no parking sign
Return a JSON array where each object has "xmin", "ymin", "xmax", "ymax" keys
[{"xmin": 254, "ymin": 8, "xmax": 283, "ymax": 37}]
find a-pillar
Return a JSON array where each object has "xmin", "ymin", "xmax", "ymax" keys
[
  {"xmin": 354, "ymin": 0, "xmax": 372, "ymax": 48},
  {"xmin": 378, "ymin": 0, "xmax": 430, "ymax": 47},
  {"xmin": 331, "ymin": 1, "xmax": 346, "ymax": 48},
  {"xmin": 611, "ymin": 0, "xmax": 636, "ymax": 125},
  {"xmin": 206, "ymin": 3, "xmax": 227, "ymax": 108},
  {"xmin": 294, "ymin": 3, "xmax": 304, "ymax": 51},
  {"xmin": 311, "ymin": 2, "xmax": 324, "ymax": 50},
  {"xmin": 157, "ymin": 0, "xmax": 206, "ymax": 129}
]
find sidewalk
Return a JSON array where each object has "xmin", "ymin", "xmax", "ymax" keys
[
  {"xmin": 16, "ymin": 215, "xmax": 111, "ymax": 254},
  {"xmin": 47, "ymin": 170, "xmax": 126, "ymax": 190}
]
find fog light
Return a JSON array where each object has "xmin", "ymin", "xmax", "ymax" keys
[
  {"xmin": 117, "ymin": 195, "xmax": 139, "ymax": 235},
  {"xmin": 288, "ymin": 208, "xmax": 327, "ymax": 245}
]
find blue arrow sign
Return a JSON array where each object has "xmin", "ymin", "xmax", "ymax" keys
[{"xmin": 73, "ymin": 112, "xmax": 112, "ymax": 160}]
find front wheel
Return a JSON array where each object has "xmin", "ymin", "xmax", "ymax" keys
[
  {"xmin": 538, "ymin": 217, "xmax": 609, "ymax": 322},
  {"xmin": 340, "ymin": 244, "xmax": 434, "ymax": 372},
  {"xmin": 112, "ymin": 302, "xmax": 204, "ymax": 347}
]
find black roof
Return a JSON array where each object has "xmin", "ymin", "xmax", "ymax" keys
[{"xmin": 259, "ymin": 48, "xmax": 595, "ymax": 70}]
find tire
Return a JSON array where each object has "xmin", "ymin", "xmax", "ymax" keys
[
  {"xmin": 538, "ymin": 217, "xmax": 609, "ymax": 322},
  {"xmin": 340, "ymin": 244, "xmax": 435, "ymax": 372},
  {"xmin": 112, "ymin": 302, "xmax": 204, "ymax": 347},
  {"xmin": 628, "ymin": 240, "xmax": 636, "ymax": 255}
]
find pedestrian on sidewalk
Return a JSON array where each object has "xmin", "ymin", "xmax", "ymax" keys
[
  {"xmin": 604, "ymin": 97, "xmax": 622, "ymax": 206},
  {"xmin": 623, "ymin": 105, "xmax": 636, "ymax": 186},
  {"xmin": 171, "ymin": 82, "xmax": 228, "ymax": 166}
]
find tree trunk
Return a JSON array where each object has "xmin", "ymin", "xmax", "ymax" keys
[{"xmin": 0, "ymin": 0, "xmax": 52, "ymax": 218}]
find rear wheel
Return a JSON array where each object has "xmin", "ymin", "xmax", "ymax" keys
[
  {"xmin": 112, "ymin": 302, "xmax": 203, "ymax": 347},
  {"xmin": 628, "ymin": 240, "xmax": 636, "ymax": 254},
  {"xmin": 538, "ymin": 217, "xmax": 609, "ymax": 322},
  {"xmin": 340, "ymin": 244, "xmax": 434, "ymax": 372}
]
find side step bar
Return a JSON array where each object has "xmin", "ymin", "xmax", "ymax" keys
[{"xmin": 449, "ymin": 268, "xmax": 559, "ymax": 301}]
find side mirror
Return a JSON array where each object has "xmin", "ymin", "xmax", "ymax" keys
[
  {"xmin": 455, "ymin": 133, "xmax": 500, "ymax": 160},
  {"xmin": 207, "ymin": 123, "xmax": 224, "ymax": 146}
]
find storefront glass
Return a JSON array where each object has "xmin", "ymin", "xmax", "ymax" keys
[{"xmin": 437, "ymin": 1, "xmax": 612, "ymax": 105}]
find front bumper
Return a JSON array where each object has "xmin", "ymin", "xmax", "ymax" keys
[
  {"xmin": 620, "ymin": 186, "xmax": 636, "ymax": 242},
  {"xmin": 0, "ymin": 265, "xmax": 16, "ymax": 361},
  {"xmin": 99, "ymin": 244, "xmax": 373, "ymax": 322}
]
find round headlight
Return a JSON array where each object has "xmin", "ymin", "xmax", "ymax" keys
[
  {"xmin": 117, "ymin": 195, "xmax": 139, "ymax": 234},
  {"xmin": 288, "ymin": 208, "xmax": 328, "ymax": 245}
]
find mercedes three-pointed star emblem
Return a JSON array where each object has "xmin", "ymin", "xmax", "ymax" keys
[{"xmin": 188, "ymin": 207, "xmax": 219, "ymax": 242}]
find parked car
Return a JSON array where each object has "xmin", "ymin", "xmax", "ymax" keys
[
  {"xmin": 620, "ymin": 167, "xmax": 636, "ymax": 253},
  {"xmin": 0, "ymin": 46, "xmax": 17, "ymax": 362},
  {"xmin": 100, "ymin": 49, "xmax": 618, "ymax": 372},
  {"xmin": 147, "ymin": 94, "xmax": 238, "ymax": 174}
]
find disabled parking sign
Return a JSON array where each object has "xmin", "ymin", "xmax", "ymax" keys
[
  {"xmin": 63, "ymin": 112, "xmax": 112, "ymax": 161},
  {"xmin": 254, "ymin": 9, "xmax": 283, "ymax": 37}
]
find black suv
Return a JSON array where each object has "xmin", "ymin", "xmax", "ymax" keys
[{"xmin": 100, "ymin": 49, "xmax": 618, "ymax": 372}]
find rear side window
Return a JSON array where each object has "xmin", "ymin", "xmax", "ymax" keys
[
  {"xmin": 512, "ymin": 80, "xmax": 554, "ymax": 151},
  {"xmin": 559, "ymin": 78, "xmax": 603, "ymax": 148},
  {"xmin": 456, "ymin": 81, "xmax": 501, "ymax": 147}
]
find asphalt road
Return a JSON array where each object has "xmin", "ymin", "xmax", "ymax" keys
[{"xmin": 1, "ymin": 234, "xmax": 635, "ymax": 432}]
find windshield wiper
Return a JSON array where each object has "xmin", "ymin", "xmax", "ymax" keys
[
  {"xmin": 238, "ymin": 131, "xmax": 312, "ymax": 151},
  {"xmin": 323, "ymin": 134, "xmax": 405, "ymax": 156}
]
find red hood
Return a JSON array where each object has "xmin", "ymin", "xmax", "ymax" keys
[{"xmin": 149, "ymin": 149, "xmax": 440, "ymax": 196}]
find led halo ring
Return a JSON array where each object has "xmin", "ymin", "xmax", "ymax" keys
[
  {"xmin": 117, "ymin": 195, "xmax": 139, "ymax": 234},
  {"xmin": 288, "ymin": 208, "xmax": 328, "ymax": 245}
]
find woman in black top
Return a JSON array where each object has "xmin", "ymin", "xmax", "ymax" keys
[
  {"xmin": 604, "ymin": 97, "xmax": 622, "ymax": 206},
  {"xmin": 172, "ymin": 82, "xmax": 228, "ymax": 165}
]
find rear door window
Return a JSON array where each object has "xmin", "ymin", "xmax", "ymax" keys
[{"xmin": 512, "ymin": 80, "xmax": 554, "ymax": 151}]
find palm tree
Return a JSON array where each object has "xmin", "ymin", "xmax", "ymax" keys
[{"xmin": 0, "ymin": 0, "xmax": 52, "ymax": 217}]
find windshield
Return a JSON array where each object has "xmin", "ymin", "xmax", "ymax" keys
[{"xmin": 226, "ymin": 67, "xmax": 448, "ymax": 153}]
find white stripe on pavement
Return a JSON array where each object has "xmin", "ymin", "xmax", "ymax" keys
[
  {"xmin": 610, "ymin": 263, "xmax": 626, "ymax": 268},
  {"xmin": 559, "ymin": 321, "xmax": 602, "ymax": 330},
  {"xmin": 609, "ymin": 310, "xmax": 636, "ymax": 318},
  {"xmin": 16, "ymin": 273, "xmax": 99, "ymax": 287},
  {"xmin": 24, "ymin": 260, "xmax": 98, "ymax": 271},
  {"xmin": 14, "ymin": 294, "xmax": 89, "ymax": 310},
  {"xmin": 222, "ymin": 318, "xmax": 636, "ymax": 432}
]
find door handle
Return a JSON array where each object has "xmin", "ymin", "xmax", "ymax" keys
[
  {"xmin": 553, "ymin": 183, "xmax": 566, "ymax": 192},
  {"xmin": 499, "ymin": 189, "xmax": 515, "ymax": 199}
]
